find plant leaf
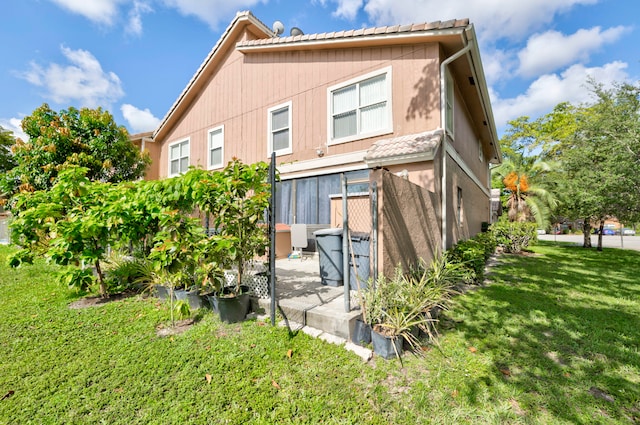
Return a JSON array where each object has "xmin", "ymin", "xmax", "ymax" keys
[
  {"xmin": 205, "ymin": 374, "xmax": 212, "ymax": 384},
  {"xmin": 271, "ymin": 380, "xmax": 281, "ymax": 390},
  {"xmin": 286, "ymin": 349, "xmax": 293, "ymax": 359}
]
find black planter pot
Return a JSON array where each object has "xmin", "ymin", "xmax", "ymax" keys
[
  {"xmin": 213, "ymin": 293, "xmax": 251, "ymax": 323},
  {"xmin": 352, "ymin": 319, "xmax": 372, "ymax": 346},
  {"xmin": 154, "ymin": 285, "xmax": 174, "ymax": 301},
  {"xmin": 371, "ymin": 328, "xmax": 403, "ymax": 359},
  {"xmin": 174, "ymin": 289, "xmax": 205, "ymax": 310}
]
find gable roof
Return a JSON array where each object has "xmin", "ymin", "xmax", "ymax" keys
[
  {"xmin": 153, "ymin": 11, "xmax": 500, "ymax": 161},
  {"xmin": 153, "ymin": 11, "xmax": 273, "ymax": 141}
]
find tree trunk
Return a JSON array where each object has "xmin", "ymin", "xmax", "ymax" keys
[
  {"xmin": 583, "ymin": 218, "xmax": 592, "ymax": 248},
  {"xmin": 597, "ymin": 220, "xmax": 604, "ymax": 251},
  {"xmin": 95, "ymin": 259, "xmax": 108, "ymax": 298}
]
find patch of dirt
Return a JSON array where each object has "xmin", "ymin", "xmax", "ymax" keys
[
  {"xmin": 545, "ymin": 351, "xmax": 567, "ymax": 366},
  {"xmin": 588, "ymin": 386, "xmax": 615, "ymax": 403},
  {"xmin": 156, "ymin": 319, "xmax": 195, "ymax": 337},
  {"xmin": 68, "ymin": 292, "xmax": 137, "ymax": 309},
  {"xmin": 510, "ymin": 398, "xmax": 526, "ymax": 416}
]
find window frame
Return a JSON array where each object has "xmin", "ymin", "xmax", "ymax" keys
[
  {"xmin": 327, "ymin": 66, "xmax": 393, "ymax": 146},
  {"xmin": 168, "ymin": 138, "xmax": 190, "ymax": 177},
  {"xmin": 267, "ymin": 101, "xmax": 293, "ymax": 157},
  {"xmin": 207, "ymin": 125, "xmax": 224, "ymax": 170}
]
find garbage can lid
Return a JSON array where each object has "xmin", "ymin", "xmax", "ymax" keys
[
  {"xmin": 313, "ymin": 228, "xmax": 343, "ymax": 237},
  {"xmin": 350, "ymin": 231, "xmax": 370, "ymax": 240}
]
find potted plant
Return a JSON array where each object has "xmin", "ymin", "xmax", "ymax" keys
[
  {"xmin": 148, "ymin": 211, "xmax": 204, "ymax": 326},
  {"xmin": 196, "ymin": 160, "xmax": 271, "ymax": 323}
]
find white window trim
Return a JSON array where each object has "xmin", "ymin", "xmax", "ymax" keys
[
  {"xmin": 168, "ymin": 138, "xmax": 190, "ymax": 177},
  {"xmin": 327, "ymin": 66, "xmax": 393, "ymax": 146},
  {"xmin": 208, "ymin": 125, "xmax": 224, "ymax": 170},
  {"xmin": 267, "ymin": 101, "xmax": 293, "ymax": 157},
  {"xmin": 445, "ymin": 69, "xmax": 455, "ymax": 137},
  {"xmin": 478, "ymin": 139, "xmax": 484, "ymax": 163}
]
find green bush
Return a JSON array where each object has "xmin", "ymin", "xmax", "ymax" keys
[
  {"xmin": 449, "ymin": 240, "xmax": 485, "ymax": 283},
  {"xmin": 491, "ymin": 219, "xmax": 537, "ymax": 253},
  {"xmin": 448, "ymin": 231, "xmax": 497, "ymax": 284}
]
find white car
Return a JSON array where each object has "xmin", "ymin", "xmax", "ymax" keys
[{"xmin": 623, "ymin": 228, "xmax": 636, "ymax": 236}]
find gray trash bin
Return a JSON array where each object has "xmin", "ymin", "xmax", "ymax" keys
[
  {"xmin": 313, "ymin": 228, "xmax": 344, "ymax": 287},
  {"xmin": 349, "ymin": 232, "xmax": 370, "ymax": 290}
]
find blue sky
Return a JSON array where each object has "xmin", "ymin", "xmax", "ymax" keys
[{"xmin": 2, "ymin": 0, "xmax": 638, "ymax": 141}]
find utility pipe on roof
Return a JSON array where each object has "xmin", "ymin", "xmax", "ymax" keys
[{"xmin": 440, "ymin": 29, "xmax": 473, "ymax": 253}]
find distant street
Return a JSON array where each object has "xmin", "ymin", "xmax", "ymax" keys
[{"xmin": 538, "ymin": 234, "xmax": 640, "ymax": 251}]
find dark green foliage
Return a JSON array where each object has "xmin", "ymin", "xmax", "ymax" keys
[
  {"xmin": 7, "ymin": 103, "xmax": 149, "ymax": 194},
  {"xmin": 0, "ymin": 125, "xmax": 16, "ymax": 173},
  {"xmin": 448, "ymin": 231, "xmax": 497, "ymax": 283}
]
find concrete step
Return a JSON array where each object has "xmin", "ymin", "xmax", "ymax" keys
[{"xmin": 256, "ymin": 296, "xmax": 362, "ymax": 340}]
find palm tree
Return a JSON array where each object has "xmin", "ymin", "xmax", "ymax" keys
[{"xmin": 492, "ymin": 153, "xmax": 558, "ymax": 228}]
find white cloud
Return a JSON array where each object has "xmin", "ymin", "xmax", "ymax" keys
[
  {"xmin": 492, "ymin": 61, "xmax": 629, "ymax": 130},
  {"xmin": 48, "ymin": 0, "xmax": 124, "ymax": 26},
  {"xmin": 323, "ymin": 0, "xmax": 363, "ymax": 20},
  {"xmin": 0, "ymin": 118, "xmax": 28, "ymax": 142},
  {"xmin": 361, "ymin": 0, "xmax": 599, "ymax": 41},
  {"xmin": 126, "ymin": 1, "xmax": 153, "ymax": 36},
  {"xmin": 518, "ymin": 26, "xmax": 630, "ymax": 77},
  {"xmin": 121, "ymin": 104, "xmax": 161, "ymax": 133},
  {"xmin": 480, "ymin": 47, "xmax": 518, "ymax": 87},
  {"xmin": 161, "ymin": 0, "xmax": 266, "ymax": 29},
  {"xmin": 20, "ymin": 46, "xmax": 124, "ymax": 109}
]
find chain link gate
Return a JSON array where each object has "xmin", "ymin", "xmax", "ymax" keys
[{"xmin": 341, "ymin": 172, "xmax": 377, "ymax": 312}]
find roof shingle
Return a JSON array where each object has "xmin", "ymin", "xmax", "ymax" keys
[{"xmin": 236, "ymin": 18, "xmax": 470, "ymax": 48}]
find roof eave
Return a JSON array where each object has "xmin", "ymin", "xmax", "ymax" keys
[
  {"xmin": 365, "ymin": 150, "xmax": 437, "ymax": 168},
  {"xmin": 153, "ymin": 11, "xmax": 273, "ymax": 141},
  {"xmin": 464, "ymin": 25, "xmax": 501, "ymax": 164},
  {"xmin": 236, "ymin": 27, "xmax": 467, "ymax": 53}
]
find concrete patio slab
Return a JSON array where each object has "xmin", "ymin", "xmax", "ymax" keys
[{"xmin": 256, "ymin": 254, "xmax": 364, "ymax": 341}]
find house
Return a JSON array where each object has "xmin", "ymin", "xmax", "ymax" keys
[{"xmin": 143, "ymin": 11, "xmax": 500, "ymax": 277}]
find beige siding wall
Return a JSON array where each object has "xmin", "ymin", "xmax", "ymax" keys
[
  {"xmin": 155, "ymin": 29, "xmax": 443, "ymax": 178},
  {"xmin": 451, "ymin": 83, "xmax": 490, "ymax": 190},
  {"xmin": 446, "ymin": 157, "xmax": 490, "ymax": 247}
]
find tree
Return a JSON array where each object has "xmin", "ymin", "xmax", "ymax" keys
[
  {"xmin": 9, "ymin": 103, "xmax": 149, "ymax": 194},
  {"xmin": 510, "ymin": 81, "xmax": 640, "ymax": 250},
  {"xmin": 492, "ymin": 146, "xmax": 558, "ymax": 229},
  {"xmin": 0, "ymin": 126, "xmax": 16, "ymax": 173}
]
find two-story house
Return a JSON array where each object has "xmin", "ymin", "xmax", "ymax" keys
[{"xmin": 142, "ymin": 10, "xmax": 500, "ymax": 276}]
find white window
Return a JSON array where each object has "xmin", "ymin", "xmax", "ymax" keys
[
  {"xmin": 445, "ymin": 70, "xmax": 454, "ymax": 135},
  {"xmin": 479, "ymin": 139, "xmax": 484, "ymax": 163},
  {"xmin": 268, "ymin": 101, "xmax": 292, "ymax": 156},
  {"xmin": 328, "ymin": 67, "xmax": 392, "ymax": 145},
  {"xmin": 168, "ymin": 138, "xmax": 190, "ymax": 176},
  {"xmin": 208, "ymin": 125, "xmax": 224, "ymax": 169}
]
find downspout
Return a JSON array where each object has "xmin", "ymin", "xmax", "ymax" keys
[
  {"xmin": 439, "ymin": 29, "xmax": 473, "ymax": 253},
  {"xmin": 141, "ymin": 136, "xmax": 153, "ymax": 153}
]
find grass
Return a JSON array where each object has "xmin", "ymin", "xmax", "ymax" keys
[{"xmin": 0, "ymin": 241, "xmax": 639, "ymax": 424}]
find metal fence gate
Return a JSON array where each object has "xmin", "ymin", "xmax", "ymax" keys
[{"xmin": 340, "ymin": 173, "xmax": 377, "ymax": 313}]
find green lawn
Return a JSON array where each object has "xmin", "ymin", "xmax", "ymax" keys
[{"xmin": 0, "ymin": 242, "xmax": 638, "ymax": 424}]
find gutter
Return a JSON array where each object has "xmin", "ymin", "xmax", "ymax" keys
[{"xmin": 440, "ymin": 27, "xmax": 473, "ymax": 253}]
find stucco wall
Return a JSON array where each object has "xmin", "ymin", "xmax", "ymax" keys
[{"xmin": 375, "ymin": 169, "xmax": 441, "ymax": 277}]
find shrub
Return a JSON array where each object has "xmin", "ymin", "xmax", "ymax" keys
[
  {"xmin": 449, "ymin": 240, "xmax": 485, "ymax": 283},
  {"xmin": 448, "ymin": 231, "xmax": 496, "ymax": 284},
  {"xmin": 491, "ymin": 219, "xmax": 537, "ymax": 253}
]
